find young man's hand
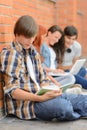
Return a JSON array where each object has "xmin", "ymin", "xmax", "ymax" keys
[{"xmin": 39, "ymin": 89, "xmax": 62, "ymax": 102}]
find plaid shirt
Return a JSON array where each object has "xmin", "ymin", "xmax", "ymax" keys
[{"xmin": 0, "ymin": 41, "xmax": 50, "ymax": 119}]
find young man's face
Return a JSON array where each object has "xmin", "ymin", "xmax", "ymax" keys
[
  {"xmin": 48, "ymin": 31, "xmax": 62, "ymax": 46},
  {"xmin": 65, "ymin": 35, "xmax": 77, "ymax": 48},
  {"xmin": 16, "ymin": 35, "xmax": 36, "ymax": 49}
]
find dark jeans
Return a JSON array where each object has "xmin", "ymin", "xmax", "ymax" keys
[
  {"xmin": 66, "ymin": 67, "xmax": 87, "ymax": 89},
  {"xmin": 78, "ymin": 67, "xmax": 87, "ymax": 77},
  {"xmin": 75, "ymin": 67, "xmax": 87, "ymax": 89},
  {"xmin": 34, "ymin": 93, "xmax": 87, "ymax": 121}
]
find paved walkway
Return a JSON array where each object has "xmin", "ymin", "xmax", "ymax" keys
[{"xmin": 0, "ymin": 116, "xmax": 87, "ymax": 130}]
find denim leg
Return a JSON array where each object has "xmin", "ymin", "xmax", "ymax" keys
[
  {"xmin": 78, "ymin": 67, "xmax": 87, "ymax": 77},
  {"xmin": 62, "ymin": 93, "xmax": 87, "ymax": 117},
  {"xmin": 34, "ymin": 96, "xmax": 80, "ymax": 121},
  {"xmin": 75, "ymin": 75, "xmax": 87, "ymax": 89}
]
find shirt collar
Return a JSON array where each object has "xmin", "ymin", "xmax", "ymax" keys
[{"xmin": 12, "ymin": 41, "xmax": 37, "ymax": 56}]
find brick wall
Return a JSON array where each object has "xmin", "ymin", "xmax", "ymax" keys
[
  {"xmin": 0, "ymin": 0, "xmax": 87, "ymax": 56},
  {"xmin": 77, "ymin": 0, "xmax": 87, "ymax": 56},
  {"xmin": 0, "ymin": 0, "xmax": 57, "ymax": 43},
  {"xmin": 56, "ymin": 0, "xmax": 87, "ymax": 57},
  {"xmin": 56, "ymin": 0, "xmax": 77, "ymax": 27}
]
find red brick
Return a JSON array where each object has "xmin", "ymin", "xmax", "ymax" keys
[
  {"xmin": 0, "ymin": 0, "xmax": 87, "ymax": 56},
  {"xmin": 0, "ymin": 34, "xmax": 13, "ymax": 43},
  {"xmin": 0, "ymin": 0, "xmax": 12, "ymax": 6}
]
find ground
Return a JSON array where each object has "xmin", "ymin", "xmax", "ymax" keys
[{"xmin": 0, "ymin": 116, "xmax": 87, "ymax": 130}]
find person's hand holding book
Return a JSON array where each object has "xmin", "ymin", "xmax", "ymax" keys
[{"xmin": 38, "ymin": 89, "xmax": 62, "ymax": 102}]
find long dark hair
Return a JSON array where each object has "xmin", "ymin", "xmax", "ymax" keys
[
  {"xmin": 52, "ymin": 34, "xmax": 65, "ymax": 64},
  {"xmin": 47, "ymin": 25, "xmax": 63, "ymax": 35},
  {"xmin": 51, "ymin": 26, "xmax": 78, "ymax": 64},
  {"xmin": 49, "ymin": 26, "xmax": 65, "ymax": 64}
]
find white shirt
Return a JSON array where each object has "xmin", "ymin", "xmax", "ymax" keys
[
  {"xmin": 26, "ymin": 55, "xmax": 40, "ymax": 90},
  {"xmin": 49, "ymin": 47, "xmax": 56, "ymax": 69},
  {"xmin": 62, "ymin": 41, "xmax": 82, "ymax": 66}
]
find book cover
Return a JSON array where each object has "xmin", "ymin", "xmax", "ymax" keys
[
  {"xmin": 60, "ymin": 83, "xmax": 73, "ymax": 92},
  {"xmin": 37, "ymin": 85, "xmax": 59, "ymax": 95},
  {"xmin": 37, "ymin": 83, "xmax": 73, "ymax": 95}
]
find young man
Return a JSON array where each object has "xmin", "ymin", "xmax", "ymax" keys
[
  {"xmin": 1, "ymin": 15, "xmax": 87, "ymax": 121},
  {"xmin": 61, "ymin": 25, "xmax": 82, "ymax": 70},
  {"xmin": 60, "ymin": 26, "xmax": 86, "ymax": 76}
]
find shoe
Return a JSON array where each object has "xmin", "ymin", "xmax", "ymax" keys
[{"xmin": 65, "ymin": 84, "xmax": 82, "ymax": 94}]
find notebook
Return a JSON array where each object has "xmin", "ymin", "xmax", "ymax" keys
[{"xmin": 49, "ymin": 59, "xmax": 86, "ymax": 76}]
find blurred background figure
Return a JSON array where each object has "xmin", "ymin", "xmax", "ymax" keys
[{"xmin": 33, "ymin": 25, "xmax": 47, "ymax": 53}]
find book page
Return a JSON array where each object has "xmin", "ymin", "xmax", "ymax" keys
[{"xmin": 37, "ymin": 84, "xmax": 59, "ymax": 95}]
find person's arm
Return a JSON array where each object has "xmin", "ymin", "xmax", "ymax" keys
[
  {"xmin": 44, "ymin": 66, "xmax": 64, "ymax": 73},
  {"xmin": 44, "ymin": 67, "xmax": 54, "ymax": 73},
  {"xmin": 11, "ymin": 88, "xmax": 62, "ymax": 102},
  {"xmin": 47, "ymin": 74, "xmax": 61, "ymax": 86},
  {"xmin": 58, "ymin": 65, "xmax": 73, "ymax": 71}
]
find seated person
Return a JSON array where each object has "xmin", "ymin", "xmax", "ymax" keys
[
  {"xmin": 33, "ymin": 25, "xmax": 47, "ymax": 53},
  {"xmin": 1, "ymin": 15, "xmax": 87, "ymax": 121},
  {"xmin": 46, "ymin": 26, "xmax": 87, "ymax": 89},
  {"xmin": 59, "ymin": 25, "xmax": 87, "ymax": 78},
  {"xmin": 34, "ymin": 25, "xmax": 75, "ymax": 87}
]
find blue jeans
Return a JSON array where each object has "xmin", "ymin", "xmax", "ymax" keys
[
  {"xmin": 75, "ymin": 75, "xmax": 87, "ymax": 89},
  {"xmin": 75, "ymin": 67, "xmax": 87, "ymax": 89},
  {"xmin": 65, "ymin": 67, "xmax": 87, "ymax": 89},
  {"xmin": 78, "ymin": 67, "xmax": 87, "ymax": 77},
  {"xmin": 34, "ymin": 93, "xmax": 87, "ymax": 121}
]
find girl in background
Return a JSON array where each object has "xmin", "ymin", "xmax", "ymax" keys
[
  {"xmin": 52, "ymin": 25, "xmax": 87, "ymax": 89},
  {"xmin": 33, "ymin": 25, "xmax": 47, "ymax": 53},
  {"xmin": 40, "ymin": 25, "xmax": 75, "ymax": 86}
]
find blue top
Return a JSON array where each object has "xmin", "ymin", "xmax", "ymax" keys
[{"xmin": 40, "ymin": 43, "xmax": 57, "ymax": 68}]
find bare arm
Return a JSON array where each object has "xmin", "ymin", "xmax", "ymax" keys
[
  {"xmin": 47, "ymin": 74, "xmax": 61, "ymax": 86},
  {"xmin": 58, "ymin": 65, "xmax": 73, "ymax": 71},
  {"xmin": 44, "ymin": 66, "xmax": 64, "ymax": 73},
  {"xmin": 11, "ymin": 88, "xmax": 62, "ymax": 102}
]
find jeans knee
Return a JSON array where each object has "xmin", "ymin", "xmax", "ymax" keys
[
  {"xmin": 55, "ymin": 97, "xmax": 80, "ymax": 121},
  {"xmin": 57, "ymin": 103, "xmax": 81, "ymax": 121},
  {"xmin": 56, "ymin": 105, "xmax": 73, "ymax": 120},
  {"xmin": 64, "ymin": 106, "xmax": 74, "ymax": 118}
]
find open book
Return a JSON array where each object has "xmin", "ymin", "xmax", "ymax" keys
[{"xmin": 37, "ymin": 83, "xmax": 73, "ymax": 95}]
